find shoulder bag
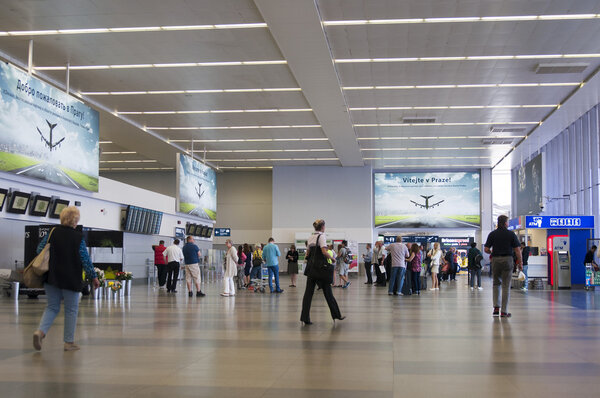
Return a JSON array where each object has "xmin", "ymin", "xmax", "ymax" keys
[
  {"xmin": 23, "ymin": 228, "xmax": 56, "ymax": 288},
  {"xmin": 304, "ymin": 234, "xmax": 334, "ymax": 284}
]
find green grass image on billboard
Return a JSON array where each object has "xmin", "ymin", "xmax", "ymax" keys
[
  {"xmin": 0, "ymin": 152, "xmax": 39, "ymax": 171},
  {"xmin": 180, "ymin": 203, "xmax": 217, "ymax": 221},
  {"xmin": 58, "ymin": 167, "xmax": 98, "ymax": 192},
  {"xmin": 374, "ymin": 216, "xmax": 411, "ymax": 226}
]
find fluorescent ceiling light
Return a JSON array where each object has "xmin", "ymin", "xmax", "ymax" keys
[
  {"xmin": 383, "ymin": 164, "xmax": 489, "ymax": 168},
  {"xmin": 334, "ymin": 54, "xmax": 600, "ymax": 64},
  {"xmin": 99, "ymin": 141, "xmax": 113, "ymax": 144},
  {"xmin": 219, "ymin": 166, "xmax": 274, "ymax": 169},
  {"xmin": 205, "ymin": 149, "xmax": 334, "ymax": 153},
  {"xmin": 80, "ymin": 87, "xmax": 302, "ymax": 96},
  {"xmin": 149, "ymin": 125, "xmax": 321, "ymax": 130},
  {"xmin": 357, "ymin": 135, "xmax": 524, "ymax": 140},
  {"xmin": 322, "ymin": 14, "xmax": 600, "ymax": 26},
  {"xmin": 100, "ymin": 160, "xmax": 158, "ymax": 163},
  {"xmin": 361, "ymin": 147, "xmax": 486, "ymax": 151},
  {"xmin": 364, "ymin": 156, "xmax": 491, "ymax": 160},
  {"xmin": 207, "ymin": 158, "xmax": 339, "ymax": 162},
  {"xmin": 354, "ymin": 122, "xmax": 538, "ymax": 127},
  {"xmin": 349, "ymin": 104, "xmax": 556, "ymax": 111},
  {"xmin": 101, "ymin": 151, "xmax": 137, "ymax": 154},
  {"xmin": 343, "ymin": 82, "xmax": 578, "ymax": 90},
  {"xmin": 0, "ymin": 23, "xmax": 268, "ymax": 37},
  {"xmin": 35, "ymin": 60, "xmax": 286, "ymax": 71},
  {"xmin": 117, "ymin": 108, "xmax": 312, "ymax": 115}
]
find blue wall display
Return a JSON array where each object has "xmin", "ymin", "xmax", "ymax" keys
[{"xmin": 525, "ymin": 216, "xmax": 594, "ymax": 229}]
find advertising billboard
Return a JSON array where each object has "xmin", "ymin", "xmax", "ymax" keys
[
  {"xmin": 515, "ymin": 153, "xmax": 543, "ymax": 216},
  {"xmin": 0, "ymin": 62, "xmax": 99, "ymax": 191},
  {"xmin": 374, "ymin": 172, "xmax": 481, "ymax": 228},
  {"xmin": 177, "ymin": 153, "xmax": 217, "ymax": 220}
]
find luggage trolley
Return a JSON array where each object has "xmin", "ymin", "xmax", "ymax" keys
[{"xmin": 250, "ymin": 264, "xmax": 269, "ymax": 293}]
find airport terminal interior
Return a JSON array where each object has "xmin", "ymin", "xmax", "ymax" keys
[{"xmin": 1, "ymin": 0, "xmax": 600, "ymax": 397}]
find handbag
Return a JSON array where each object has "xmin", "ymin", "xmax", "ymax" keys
[
  {"xmin": 23, "ymin": 228, "xmax": 55, "ymax": 288},
  {"xmin": 304, "ymin": 234, "xmax": 334, "ymax": 284}
]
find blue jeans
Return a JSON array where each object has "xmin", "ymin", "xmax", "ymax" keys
[
  {"xmin": 250, "ymin": 266, "xmax": 261, "ymax": 281},
  {"xmin": 38, "ymin": 283, "xmax": 80, "ymax": 343},
  {"xmin": 388, "ymin": 267, "xmax": 406, "ymax": 294},
  {"xmin": 522, "ymin": 265, "xmax": 528, "ymax": 288},
  {"xmin": 470, "ymin": 268, "xmax": 482, "ymax": 288},
  {"xmin": 267, "ymin": 266, "xmax": 281, "ymax": 292}
]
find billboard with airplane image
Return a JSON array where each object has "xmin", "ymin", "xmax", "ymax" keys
[
  {"xmin": 177, "ymin": 153, "xmax": 217, "ymax": 221},
  {"xmin": 374, "ymin": 172, "xmax": 480, "ymax": 228},
  {"xmin": 0, "ymin": 62, "xmax": 99, "ymax": 191}
]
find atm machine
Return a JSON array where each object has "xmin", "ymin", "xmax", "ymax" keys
[{"xmin": 552, "ymin": 236, "xmax": 571, "ymax": 289}]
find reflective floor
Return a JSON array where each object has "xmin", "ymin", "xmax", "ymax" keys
[{"xmin": 1, "ymin": 275, "xmax": 600, "ymax": 397}]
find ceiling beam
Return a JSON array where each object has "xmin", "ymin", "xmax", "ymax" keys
[{"xmin": 254, "ymin": 0, "xmax": 363, "ymax": 167}]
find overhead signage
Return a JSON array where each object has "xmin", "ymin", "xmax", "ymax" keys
[
  {"xmin": 177, "ymin": 153, "xmax": 217, "ymax": 221},
  {"xmin": 374, "ymin": 172, "xmax": 481, "ymax": 228},
  {"xmin": 508, "ymin": 217, "xmax": 523, "ymax": 231},
  {"xmin": 402, "ymin": 236, "xmax": 439, "ymax": 244},
  {"xmin": 174, "ymin": 227, "xmax": 185, "ymax": 238},
  {"xmin": 515, "ymin": 154, "xmax": 543, "ymax": 216},
  {"xmin": 525, "ymin": 216, "xmax": 594, "ymax": 229},
  {"xmin": 214, "ymin": 228, "xmax": 231, "ymax": 237},
  {"xmin": 440, "ymin": 237, "xmax": 473, "ymax": 248},
  {"xmin": 0, "ymin": 62, "xmax": 100, "ymax": 191}
]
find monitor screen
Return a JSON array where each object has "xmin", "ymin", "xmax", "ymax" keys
[
  {"xmin": 186, "ymin": 223, "xmax": 196, "ymax": 236},
  {"xmin": 49, "ymin": 199, "xmax": 70, "ymax": 219},
  {"xmin": 194, "ymin": 224, "xmax": 204, "ymax": 236},
  {"xmin": 0, "ymin": 188, "xmax": 7, "ymax": 211},
  {"xmin": 7, "ymin": 191, "xmax": 31, "ymax": 214},
  {"xmin": 204, "ymin": 227, "xmax": 213, "ymax": 238},
  {"xmin": 29, "ymin": 195, "xmax": 51, "ymax": 216}
]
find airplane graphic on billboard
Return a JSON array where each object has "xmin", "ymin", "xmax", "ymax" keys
[{"xmin": 410, "ymin": 195, "xmax": 444, "ymax": 210}]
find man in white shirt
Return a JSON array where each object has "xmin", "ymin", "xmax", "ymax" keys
[
  {"xmin": 163, "ymin": 239, "xmax": 185, "ymax": 293},
  {"xmin": 386, "ymin": 237, "xmax": 410, "ymax": 296}
]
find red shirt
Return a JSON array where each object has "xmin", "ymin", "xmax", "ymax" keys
[{"xmin": 153, "ymin": 245, "xmax": 167, "ymax": 265}]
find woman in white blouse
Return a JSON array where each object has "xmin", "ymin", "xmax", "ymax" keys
[
  {"xmin": 222, "ymin": 239, "xmax": 238, "ymax": 296},
  {"xmin": 428, "ymin": 242, "xmax": 442, "ymax": 291}
]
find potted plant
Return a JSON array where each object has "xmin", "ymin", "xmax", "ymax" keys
[{"xmin": 115, "ymin": 271, "xmax": 133, "ymax": 296}]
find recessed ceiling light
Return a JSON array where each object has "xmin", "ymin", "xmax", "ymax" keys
[
  {"xmin": 149, "ymin": 125, "xmax": 321, "ymax": 130},
  {"xmin": 117, "ymin": 108, "xmax": 313, "ymax": 115},
  {"xmin": 342, "ymin": 82, "xmax": 579, "ymax": 90},
  {"xmin": 80, "ymin": 87, "xmax": 302, "ymax": 96},
  {"xmin": 322, "ymin": 14, "xmax": 600, "ymax": 26},
  {"xmin": 334, "ymin": 54, "xmax": 600, "ymax": 64},
  {"xmin": 0, "ymin": 23, "xmax": 268, "ymax": 37},
  {"xmin": 35, "ymin": 60, "xmax": 287, "ymax": 71},
  {"xmin": 349, "ymin": 104, "xmax": 556, "ymax": 111},
  {"xmin": 354, "ymin": 122, "xmax": 538, "ymax": 127}
]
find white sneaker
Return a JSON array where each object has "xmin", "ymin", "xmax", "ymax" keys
[
  {"xmin": 478, "ymin": 287, "xmax": 483, "ymax": 290},
  {"xmin": 220, "ymin": 292, "xmax": 230, "ymax": 297},
  {"xmin": 429, "ymin": 288, "xmax": 436, "ymax": 291},
  {"xmin": 435, "ymin": 287, "xmax": 439, "ymax": 290},
  {"xmin": 470, "ymin": 287, "xmax": 474, "ymax": 290}
]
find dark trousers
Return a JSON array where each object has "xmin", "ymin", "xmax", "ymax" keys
[
  {"xmin": 364, "ymin": 261, "xmax": 373, "ymax": 284},
  {"xmin": 411, "ymin": 270, "xmax": 421, "ymax": 293},
  {"xmin": 166, "ymin": 261, "xmax": 180, "ymax": 292},
  {"xmin": 301, "ymin": 277, "xmax": 342, "ymax": 323},
  {"xmin": 385, "ymin": 262, "xmax": 391, "ymax": 281},
  {"xmin": 156, "ymin": 264, "xmax": 167, "ymax": 287},
  {"xmin": 375, "ymin": 259, "xmax": 386, "ymax": 286},
  {"xmin": 250, "ymin": 266, "xmax": 261, "ymax": 281}
]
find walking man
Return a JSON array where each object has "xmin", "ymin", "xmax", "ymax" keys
[
  {"xmin": 152, "ymin": 240, "xmax": 167, "ymax": 289},
  {"xmin": 386, "ymin": 236, "xmax": 409, "ymax": 296},
  {"xmin": 484, "ymin": 215, "xmax": 522, "ymax": 318},
  {"xmin": 182, "ymin": 236, "xmax": 205, "ymax": 297},
  {"xmin": 262, "ymin": 237, "xmax": 283, "ymax": 293},
  {"xmin": 164, "ymin": 239, "xmax": 184, "ymax": 293}
]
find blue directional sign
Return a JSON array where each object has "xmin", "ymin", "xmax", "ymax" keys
[
  {"xmin": 524, "ymin": 216, "xmax": 594, "ymax": 229},
  {"xmin": 214, "ymin": 228, "xmax": 231, "ymax": 237}
]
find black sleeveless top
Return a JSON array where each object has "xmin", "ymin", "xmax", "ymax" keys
[{"xmin": 46, "ymin": 225, "xmax": 84, "ymax": 291}]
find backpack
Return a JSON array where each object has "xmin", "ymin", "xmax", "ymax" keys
[
  {"xmin": 252, "ymin": 251, "xmax": 262, "ymax": 267},
  {"xmin": 474, "ymin": 253, "xmax": 483, "ymax": 268},
  {"xmin": 344, "ymin": 248, "xmax": 352, "ymax": 264}
]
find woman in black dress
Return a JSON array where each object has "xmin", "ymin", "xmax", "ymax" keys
[{"xmin": 286, "ymin": 245, "xmax": 299, "ymax": 287}]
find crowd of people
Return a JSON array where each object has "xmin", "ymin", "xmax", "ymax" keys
[{"xmin": 30, "ymin": 209, "xmax": 523, "ymax": 351}]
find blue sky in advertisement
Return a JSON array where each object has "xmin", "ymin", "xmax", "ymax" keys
[
  {"xmin": 0, "ymin": 62, "xmax": 99, "ymax": 191},
  {"xmin": 374, "ymin": 172, "xmax": 480, "ymax": 228},
  {"xmin": 178, "ymin": 154, "xmax": 217, "ymax": 221}
]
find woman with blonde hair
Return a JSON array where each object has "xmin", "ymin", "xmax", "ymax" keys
[
  {"xmin": 428, "ymin": 242, "xmax": 442, "ymax": 290},
  {"xmin": 222, "ymin": 239, "xmax": 238, "ymax": 296},
  {"xmin": 32, "ymin": 206, "xmax": 99, "ymax": 351}
]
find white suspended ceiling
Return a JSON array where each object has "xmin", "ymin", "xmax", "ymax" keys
[{"xmin": 0, "ymin": 0, "xmax": 599, "ymax": 171}]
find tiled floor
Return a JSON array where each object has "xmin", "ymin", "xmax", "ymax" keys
[{"xmin": 1, "ymin": 275, "xmax": 600, "ymax": 397}]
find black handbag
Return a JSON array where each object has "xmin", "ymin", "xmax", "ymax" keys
[{"xmin": 304, "ymin": 234, "xmax": 334, "ymax": 284}]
